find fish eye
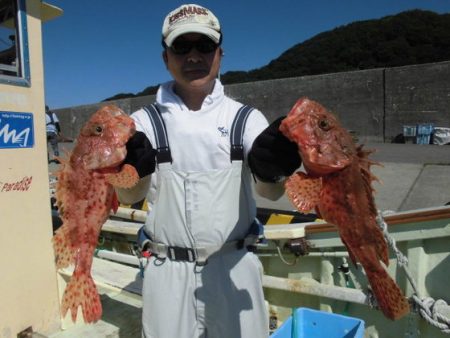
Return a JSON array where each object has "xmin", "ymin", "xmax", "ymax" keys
[
  {"xmin": 94, "ymin": 126, "xmax": 103, "ymax": 134},
  {"xmin": 318, "ymin": 119, "xmax": 330, "ymax": 130}
]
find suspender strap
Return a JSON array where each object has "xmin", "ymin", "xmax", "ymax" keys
[
  {"xmin": 143, "ymin": 103, "xmax": 253, "ymax": 163},
  {"xmin": 143, "ymin": 104, "xmax": 172, "ymax": 163},
  {"xmin": 230, "ymin": 105, "xmax": 254, "ymax": 161},
  {"xmin": 46, "ymin": 112, "xmax": 54, "ymax": 125}
]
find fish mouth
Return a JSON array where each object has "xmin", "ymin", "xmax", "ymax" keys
[
  {"xmin": 302, "ymin": 144, "xmax": 350, "ymax": 176},
  {"xmin": 84, "ymin": 146, "xmax": 127, "ymax": 170},
  {"xmin": 94, "ymin": 121, "xmax": 135, "ymax": 169}
]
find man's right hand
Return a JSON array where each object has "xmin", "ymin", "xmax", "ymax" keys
[{"xmin": 124, "ymin": 131, "xmax": 158, "ymax": 178}]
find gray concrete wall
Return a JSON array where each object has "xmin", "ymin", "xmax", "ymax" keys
[
  {"xmin": 385, "ymin": 62, "xmax": 450, "ymax": 139},
  {"xmin": 224, "ymin": 69, "xmax": 385, "ymax": 142},
  {"xmin": 55, "ymin": 61, "xmax": 450, "ymax": 143}
]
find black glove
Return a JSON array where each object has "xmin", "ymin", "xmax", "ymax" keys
[
  {"xmin": 124, "ymin": 131, "xmax": 158, "ymax": 178},
  {"xmin": 248, "ymin": 117, "xmax": 301, "ymax": 182}
]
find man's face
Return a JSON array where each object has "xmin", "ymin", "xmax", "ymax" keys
[{"xmin": 163, "ymin": 33, "xmax": 222, "ymax": 89}]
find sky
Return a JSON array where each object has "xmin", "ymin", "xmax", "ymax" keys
[{"xmin": 42, "ymin": 0, "xmax": 450, "ymax": 109}]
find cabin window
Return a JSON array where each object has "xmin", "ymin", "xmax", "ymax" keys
[{"xmin": 0, "ymin": 0, "xmax": 30, "ymax": 86}]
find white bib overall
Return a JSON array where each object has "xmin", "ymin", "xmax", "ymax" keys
[{"xmin": 140, "ymin": 105, "xmax": 269, "ymax": 338}]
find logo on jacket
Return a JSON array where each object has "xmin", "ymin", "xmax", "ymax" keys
[{"xmin": 218, "ymin": 127, "xmax": 229, "ymax": 137}]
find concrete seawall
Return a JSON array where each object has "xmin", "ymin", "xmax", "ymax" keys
[{"xmin": 55, "ymin": 60, "xmax": 450, "ymax": 143}]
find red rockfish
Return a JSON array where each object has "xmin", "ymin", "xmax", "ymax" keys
[
  {"xmin": 52, "ymin": 105, "xmax": 139, "ymax": 323},
  {"xmin": 280, "ymin": 97, "xmax": 410, "ymax": 320}
]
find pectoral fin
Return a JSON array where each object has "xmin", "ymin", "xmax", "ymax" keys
[
  {"xmin": 285, "ymin": 172, "xmax": 322, "ymax": 213},
  {"xmin": 105, "ymin": 164, "xmax": 139, "ymax": 188}
]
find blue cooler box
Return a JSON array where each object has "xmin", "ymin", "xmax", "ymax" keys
[{"xmin": 271, "ymin": 308, "xmax": 365, "ymax": 338}]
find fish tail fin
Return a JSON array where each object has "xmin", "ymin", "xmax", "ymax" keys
[
  {"xmin": 365, "ymin": 267, "xmax": 410, "ymax": 320},
  {"xmin": 52, "ymin": 226, "xmax": 75, "ymax": 269},
  {"xmin": 360, "ymin": 247, "xmax": 410, "ymax": 320},
  {"xmin": 61, "ymin": 271, "xmax": 102, "ymax": 323}
]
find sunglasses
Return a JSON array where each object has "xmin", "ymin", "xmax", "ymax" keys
[{"xmin": 170, "ymin": 37, "xmax": 219, "ymax": 55}]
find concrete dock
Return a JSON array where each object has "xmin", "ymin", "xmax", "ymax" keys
[{"xmin": 254, "ymin": 143, "xmax": 450, "ymax": 213}]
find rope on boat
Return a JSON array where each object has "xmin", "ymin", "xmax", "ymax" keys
[{"xmin": 376, "ymin": 211, "xmax": 450, "ymax": 334}]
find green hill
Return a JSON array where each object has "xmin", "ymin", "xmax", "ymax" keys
[
  {"xmin": 221, "ymin": 9, "xmax": 450, "ymax": 84},
  {"xmin": 105, "ymin": 9, "xmax": 450, "ymax": 101}
]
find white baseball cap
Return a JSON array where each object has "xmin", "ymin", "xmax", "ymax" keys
[{"xmin": 162, "ymin": 4, "xmax": 221, "ymax": 47}]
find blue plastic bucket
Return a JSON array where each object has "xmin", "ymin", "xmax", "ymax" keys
[{"xmin": 271, "ymin": 308, "xmax": 365, "ymax": 338}]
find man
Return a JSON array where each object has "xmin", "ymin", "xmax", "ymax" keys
[
  {"xmin": 45, "ymin": 105, "xmax": 61, "ymax": 163},
  {"xmin": 118, "ymin": 4, "xmax": 301, "ymax": 337}
]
